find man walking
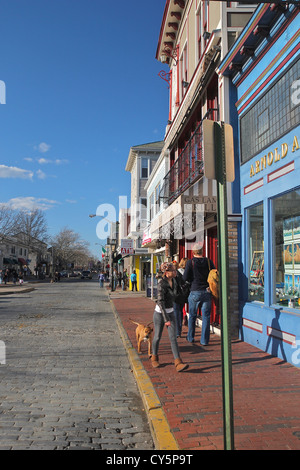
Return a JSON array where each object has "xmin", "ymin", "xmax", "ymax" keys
[{"xmin": 183, "ymin": 243, "xmax": 215, "ymax": 346}]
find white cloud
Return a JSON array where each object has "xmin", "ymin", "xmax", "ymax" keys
[
  {"xmin": 0, "ymin": 165, "xmax": 33, "ymax": 180},
  {"xmin": 5, "ymin": 197, "xmax": 59, "ymax": 211},
  {"xmin": 37, "ymin": 157, "xmax": 68, "ymax": 165},
  {"xmin": 36, "ymin": 169, "xmax": 47, "ymax": 179},
  {"xmin": 55, "ymin": 159, "xmax": 68, "ymax": 165},
  {"xmin": 38, "ymin": 142, "xmax": 51, "ymax": 153},
  {"xmin": 66, "ymin": 199, "xmax": 77, "ymax": 204},
  {"xmin": 24, "ymin": 157, "xmax": 33, "ymax": 162},
  {"xmin": 37, "ymin": 157, "xmax": 51, "ymax": 164}
]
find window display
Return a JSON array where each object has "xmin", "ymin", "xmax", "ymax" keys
[
  {"xmin": 248, "ymin": 203, "xmax": 264, "ymax": 301},
  {"xmin": 273, "ymin": 189, "xmax": 300, "ymax": 309}
]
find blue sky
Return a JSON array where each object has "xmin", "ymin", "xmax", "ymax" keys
[{"xmin": 0, "ymin": 0, "xmax": 168, "ymax": 258}]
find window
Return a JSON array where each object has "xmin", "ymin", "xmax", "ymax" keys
[
  {"xmin": 140, "ymin": 198, "xmax": 147, "ymax": 227},
  {"xmin": 241, "ymin": 58, "xmax": 300, "ymax": 163},
  {"xmin": 227, "ymin": 31, "xmax": 240, "ymax": 50},
  {"xmin": 155, "ymin": 183, "xmax": 161, "ymax": 215},
  {"xmin": 248, "ymin": 203, "xmax": 264, "ymax": 302},
  {"xmin": 203, "ymin": 0, "xmax": 209, "ymax": 47},
  {"xmin": 141, "ymin": 158, "xmax": 148, "ymax": 178},
  {"xmin": 150, "ymin": 192, "xmax": 155, "ymax": 221},
  {"xmin": 19, "ymin": 248, "xmax": 23, "ymax": 255},
  {"xmin": 180, "ymin": 44, "xmax": 188, "ymax": 99},
  {"xmin": 273, "ymin": 188, "xmax": 300, "ymax": 309},
  {"xmin": 196, "ymin": 8, "xmax": 202, "ymax": 60}
]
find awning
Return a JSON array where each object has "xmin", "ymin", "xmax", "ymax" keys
[
  {"xmin": 3, "ymin": 258, "xmax": 15, "ymax": 265},
  {"xmin": 18, "ymin": 258, "xmax": 26, "ymax": 265}
]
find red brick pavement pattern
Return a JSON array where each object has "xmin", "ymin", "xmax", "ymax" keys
[{"xmin": 112, "ymin": 294, "xmax": 300, "ymax": 451}]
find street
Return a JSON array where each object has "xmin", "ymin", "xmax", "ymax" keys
[{"xmin": 0, "ymin": 279, "xmax": 154, "ymax": 450}]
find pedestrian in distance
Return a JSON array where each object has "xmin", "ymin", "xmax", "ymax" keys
[
  {"xmin": 98, "ymin": 271, "xmax": 105, "ymax": 288},
  {"xmin": 12, "ymin": 269, "xmax": 18, "ymax": 285},
  {"xmin": 3, "ymin": 270, "xmax": 8, "ymax": 284},
  {"xmin": 151, "ymin": 262, "xmax": 188, "ymax": 372},
  {"xmin": 122, "ymin": 269, "xmax": 128, "ymax": 290},
  {"xmin": 131, "ymin": 270, "xmax": 138, "ymax": 291},
  {"xmin": 183, "ymin": 243, "xmax": 215, "ymax": 346}
]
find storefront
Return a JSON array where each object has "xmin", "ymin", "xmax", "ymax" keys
[
  {"xmin": 141, "ymin": 229, "xmax": 166, "ymax": 298},
  {"xmin": 220, "ymin": 3, "xmax": 300, "ymax": 366}
]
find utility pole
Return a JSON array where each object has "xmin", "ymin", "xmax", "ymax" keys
[{"xmin": 203, "ymin": 119, "xmax": 235, "ymax": 450}]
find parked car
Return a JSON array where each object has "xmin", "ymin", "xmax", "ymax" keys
[
  {"xmin": 60, "ymin": 270, "xmax": 68, "ymax": 278},
  {"xmin": 68, "ymin": 271, "xmax": 79, "ymax": 277},
  {"xmin": 81, "ymin": 270, "xmax": 92, "ymax": 279}
]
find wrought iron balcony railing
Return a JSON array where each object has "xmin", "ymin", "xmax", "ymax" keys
[{"xmin": 160, "ymin": 109, "xmax": 218, "ymax": 206}]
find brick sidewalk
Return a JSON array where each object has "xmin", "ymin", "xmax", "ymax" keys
[{"xmin": 110, "ymin": 291, "xmax": 300, "ymax": 450}]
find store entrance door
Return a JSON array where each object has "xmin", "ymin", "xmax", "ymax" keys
[{"xmin": 141, "ymin": 260, "xmax": 150, "ymax": 291}]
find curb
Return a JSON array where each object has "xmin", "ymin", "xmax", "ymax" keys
[
  {"xmin": 108, "ymin": 292, "xmax": 179, "ymax": 451},
  {"xmin": 0, "ymin": 287, "xmax": 35, "ymax": 295}
]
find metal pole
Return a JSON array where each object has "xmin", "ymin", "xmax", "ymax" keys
[{"xmin": 214, "ymin": 121, "xmax": 234, "ymax": 450}]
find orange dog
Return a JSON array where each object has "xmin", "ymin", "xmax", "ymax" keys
[{"xmin": 129, "ymin": 319, "xmax": 153, "ymax": 357}]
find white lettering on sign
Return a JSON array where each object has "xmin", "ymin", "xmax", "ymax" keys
[{"xmin": 121, "ymin": 247, "xmax": 134, "ymax": 255}]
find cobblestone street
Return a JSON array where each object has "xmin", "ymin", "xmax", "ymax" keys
[{"xmin": 0, "ymin": 280, "xmax": 154, "ymax": 450}]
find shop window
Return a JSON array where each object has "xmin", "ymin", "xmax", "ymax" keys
[
  {"xmin": 241, "ymin": 58, "xmax": 300, "ymax": 163},
  {"xmin": 248, "ymin": 203, "xmax": 264, "ymax": 301},
  {"xmin": 273, "ymin": 188, "xmax": 300, "ymax": 309}
]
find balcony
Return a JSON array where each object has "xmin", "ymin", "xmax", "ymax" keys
[{"xmin": 160, "ymin": 109, "xmax": 218, "ymax": 206}]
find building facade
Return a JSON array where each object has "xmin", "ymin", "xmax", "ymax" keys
[
  {"xmin": 220, "ymin": 2, "xmax": 300, "ymax": 366},
  {"xmin": 145, "ymin": 0, "xmax": 257, "ymax": 334},
  {"xmin": 124, "ymin": 141, "xmax": 164, "ymax": 291},
  {"xmin": 0, "ymin": 233, "xmax": 50, "ymax": 278}
]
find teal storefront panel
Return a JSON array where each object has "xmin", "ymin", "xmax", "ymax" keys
[{"xmin": 240, "ymin": 127, "xmax": 300, "ymax": 367}]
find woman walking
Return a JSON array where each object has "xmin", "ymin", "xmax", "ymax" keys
[{"xmin": 151, "ymin": 262, "xmax": 188, "ymax": 372}]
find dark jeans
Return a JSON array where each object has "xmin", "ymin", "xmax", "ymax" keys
[
  {"xmin": 187, "ymin": 290, "xmax": 212, "ymax": 345},
  {"xmin": 173, "ymin": 302, "xmax": 185, "ymax": 337}
]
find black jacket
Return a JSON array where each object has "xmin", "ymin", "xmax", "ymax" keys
[
  {"xmin": 174, "ymin": 271, "xmax": 188, "ymax": 304},
  {"xmin": 156, "ymin": 276, "xmax": 177, "ymax": 322},
  {"xmin": 183, "ymin": 257, "xmax": 215, "ymax": 291}
]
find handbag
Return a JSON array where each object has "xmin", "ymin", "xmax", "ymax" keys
[
  {"xmin": 207, "ymin": 258, "xmax": 219, "ymax": 299},
  {"xmin": 180, "ymin": 282, "xmax": 190, "ymax": 303},
  {"xmin": 175, "ymin": 272, "xmax": 190, "ymax": 303}
]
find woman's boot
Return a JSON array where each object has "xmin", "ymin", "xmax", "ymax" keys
[
  {"xmin": 174, "ymin": 358, "xmax": 188, "ymax": 372},
  {"xmin": 151, "ymin": 355, "xmax": 160, "ymax": 368}
]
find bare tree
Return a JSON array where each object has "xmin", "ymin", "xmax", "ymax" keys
[
  {"xmin": 0, "ymin": 206, "xmax": 21, "ymax": 242},
  {"xmin": 51, "ymin": 227, "xmax": 91, "ymax": 269},
  {"xmin": 16, "ymin": 209, "xmax": 49, "ymax": 250}
]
